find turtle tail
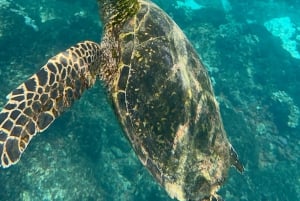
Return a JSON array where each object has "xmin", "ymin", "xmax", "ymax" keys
[{"xmin": 0, "ymin": 41, "xmax": 101, "ymax": 168}]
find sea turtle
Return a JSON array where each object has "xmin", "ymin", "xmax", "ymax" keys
[{"xmin": 0, "ymin": 0, "xmax": 243, "ymax": 200}]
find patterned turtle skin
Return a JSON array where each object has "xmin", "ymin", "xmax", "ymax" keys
[
  {"xmin": 0, "ymin": 42, "xmax": 101, "ymax": 166},
  {"xmin": 0, "ymin": 0, "xmax": 243, "ymax": 200}
]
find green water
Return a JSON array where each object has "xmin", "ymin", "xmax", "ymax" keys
[{"xmin": 0, "ymin": 0, "xmax": 299, "ymax": 200}]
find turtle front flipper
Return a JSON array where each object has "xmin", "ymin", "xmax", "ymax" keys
[{"xmin": 0, "ymin": 41, "xmax": 101, "ymax": 168}]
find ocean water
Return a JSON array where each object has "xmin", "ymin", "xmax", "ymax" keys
[{"xmin": 0, "ymin": 0, "xmax": 299, "ymax": 200}]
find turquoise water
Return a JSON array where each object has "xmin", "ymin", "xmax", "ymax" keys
[{"xmin": 0, "ymin": 0, "xmax": 299, "ymax": 200}]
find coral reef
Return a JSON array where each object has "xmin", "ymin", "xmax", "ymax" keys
[
  {"xmin": 271, "ymin": 90, "xmax": 299, "ymax": 128},
  {"xmin": 264, "ymin": 17, "xmax": 300, "ymax": 59},
  {"xmin": 0, "ymin": 0, "xmax": 299, "ymax": 201},
  {"xmin": 220, "ymin": 0, "xmax": 232, "ymax": 13},
  {"xmin": 175, "ymin": 0, "xmax": 204, "ymax": 10}
]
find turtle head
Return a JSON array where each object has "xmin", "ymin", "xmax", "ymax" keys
[{"xmin": 97, "ymin": 0, "xmax": 139, "ymax": 29}]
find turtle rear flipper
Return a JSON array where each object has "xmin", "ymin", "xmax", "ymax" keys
[
  {"xmin": 230, "ymin": 145, "xmax": 244, "ymax": 173},
  {"xmin": 0, "ymin": 41, "xmax": 101, "ymax": 168}
]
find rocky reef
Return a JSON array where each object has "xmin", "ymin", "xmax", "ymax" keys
[{"xmin": 0, "ymin": 0, "xmax": 299, "ymax": 201}]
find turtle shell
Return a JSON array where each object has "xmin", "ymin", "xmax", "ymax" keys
[{"xmin": 107, "ymin": 0, "xmax": 239, "ymax": 200}]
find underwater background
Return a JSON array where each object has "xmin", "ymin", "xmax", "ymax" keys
[{"xmin": 0, "ymin": 0, "xmax": 299, "ymax": 200}]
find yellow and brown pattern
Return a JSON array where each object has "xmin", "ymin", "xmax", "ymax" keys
[{"xmin": 0, "ymin": 41, "xmax": 101, "ymax": 168}]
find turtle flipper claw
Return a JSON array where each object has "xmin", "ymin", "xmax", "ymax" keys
[{"xmin": 0, "ymin": 41, "xmax": 101, "ymax": 168}]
